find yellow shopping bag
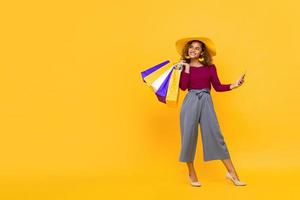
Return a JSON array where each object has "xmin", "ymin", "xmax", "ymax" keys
[{"xmin": 166, "ymin": 68, "xmax": 182, "ymax": 107}]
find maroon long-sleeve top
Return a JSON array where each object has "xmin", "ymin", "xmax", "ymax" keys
[{"xmin": 179, "ymin": 64, "xmax": 232, "ymax": 92}]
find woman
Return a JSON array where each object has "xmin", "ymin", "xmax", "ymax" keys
[{"xmin": 174, "ymin": 37, "xmax": 246, "ymax": 187}]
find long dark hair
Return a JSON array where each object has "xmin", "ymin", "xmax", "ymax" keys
[{"xmin": 180, "ymin": 40, "xmax": 213, "ymax": 66}]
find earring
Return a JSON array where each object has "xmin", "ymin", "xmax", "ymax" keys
[
  {"xmin": 198, "ymin": 53, "xmax": 204, "ymax": 62},
  {"xmin": 185, "ymin": 55, "xmax": 190, "ymax": 59},
  {"xmin": 198, "ymin": 56, "xmax": 204, "ymax": 62}
]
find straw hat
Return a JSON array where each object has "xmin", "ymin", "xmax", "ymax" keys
[{"xmin": 175, "ymin": 36, "xmax": 216, "ymax": 57}]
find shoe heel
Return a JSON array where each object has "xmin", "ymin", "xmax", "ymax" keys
[
  {"xmin": 225, "ymin": 172, "xmax": 247, "ymax": 186},
  {"xmin": 188, "ymin": 175, "xmax": 201, "ymax": 187}
]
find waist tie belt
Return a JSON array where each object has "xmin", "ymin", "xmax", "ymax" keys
[{"xmin": 188, "ymin": 88, "xmax": 210, "ymax": 100}]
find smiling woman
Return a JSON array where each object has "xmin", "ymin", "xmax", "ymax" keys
[
  {"xmin": 181, "ymin": 40, "xmax": 213, "ymax": 66},
  {"xmin": 174, "ymin": 36, "xmax": 247, "ymax": 187}
]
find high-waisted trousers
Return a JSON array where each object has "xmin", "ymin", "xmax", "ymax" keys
[{"xmin": 179, "ymin": 88, "xmax": 231, "ymax": 162}]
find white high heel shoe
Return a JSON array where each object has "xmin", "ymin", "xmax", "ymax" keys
[
  {"xmin": 188, "ymin": 175, "xmax": 202, "ymax": 187},
  {"xmin": 225, "ymin": 172, "xmax": 247, "ymax": 186}
]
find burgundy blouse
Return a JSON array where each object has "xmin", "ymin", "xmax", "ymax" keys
[{"xmin": 179, "ymin": 64, "xmax": 232, "ymax": 92}]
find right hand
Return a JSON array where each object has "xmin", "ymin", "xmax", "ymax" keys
[{"xmin": 174, "ymin": 60, "xmax": 190, "ymax": 71}]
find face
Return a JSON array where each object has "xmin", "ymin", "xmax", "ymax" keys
[{"xmin": 188, "ymin": 41, "xmax": 203, "ymax": 58}]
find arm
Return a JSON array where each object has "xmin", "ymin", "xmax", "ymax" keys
[
  {"xmin": 210, "ymin": 64, "xmax": 232, "ymax": 92},
  {"xmin": 178, "ymin": 65, "xmax": 190, "ymax": 91}
]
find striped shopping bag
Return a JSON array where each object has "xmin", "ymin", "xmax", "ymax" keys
[{"xmin": 141, "ymin": 60, "xmax": 182, "ymax": 107}]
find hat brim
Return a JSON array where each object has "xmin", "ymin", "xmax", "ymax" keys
[{"xmin": 175, "ymin": 37, "xmax": 216, "ymax": 57}]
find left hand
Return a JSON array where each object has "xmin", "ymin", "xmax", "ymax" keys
[{"xmin": 231, "ymin": 73, "xmax": 246, "ymax": 89}]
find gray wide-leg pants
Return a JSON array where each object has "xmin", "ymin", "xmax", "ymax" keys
[{"xmin": 179, "ymin": 88, "xmax": 231, "ymax": 162}]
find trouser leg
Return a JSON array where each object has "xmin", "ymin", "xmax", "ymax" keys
[
  {"xmin": 179, "ymin": 92, "xmax": 201, "ymax": 162},
  {"xmin": 199, "ymin": 94, "xmax": 231, "ymax": 161}
]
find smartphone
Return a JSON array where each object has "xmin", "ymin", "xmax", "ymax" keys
[{"xmin": 241, "ymin": 69, "xmax": 247, "ymax": 78}]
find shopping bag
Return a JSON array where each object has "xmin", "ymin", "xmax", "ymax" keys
[
  {"xmin": 152, "ymin": 67, "xmax": 173, "ymax": 103},
  {"xmin": 165, "ymin": 67, "xmax": 182, "ymax": 107},
  {"xmin": 141, "ymin": 60, "xmax": 181, "ymax": 105},
  {"xmin": 141, "ymin": 60, "xmax": 174, "ymax": 102},
  {"xmin": 150, "ymin": 65, "xmax": 174, "ymax": 93},
  {"xmin": 141, "ymin": 60, "xmax": 170, "ymax": 84},
  {"xmin": 141, "ymin": 60, "xmax": 170, "ymax": 82}
]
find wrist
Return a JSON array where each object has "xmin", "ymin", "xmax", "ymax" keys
[{"xmin": 230, "ymin": 84, "xmax": 236, "ymax": 90}]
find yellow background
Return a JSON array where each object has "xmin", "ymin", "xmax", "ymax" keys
[{"xmin": 0, "ymin": 0, "xmax": 299, "ymax": 199}]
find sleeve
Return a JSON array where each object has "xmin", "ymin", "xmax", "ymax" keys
[
  {"xmin": 210, "ymin": 64, "xmax": 232, "ymax": 92},
  {"xmin": 179, "ymin": 65, "xmax": 190, "ymax": 91}
]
